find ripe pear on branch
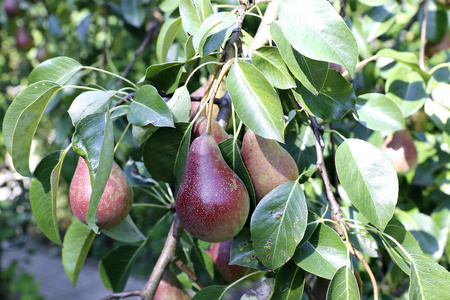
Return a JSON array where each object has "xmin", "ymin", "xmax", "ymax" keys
[
  {"xmin": 69, "ymin": 157, "xmax": 133, "ymax": 229},
  {"xmin": 241, "ymin": 129, "xmax": 299, "ymax": 202}
]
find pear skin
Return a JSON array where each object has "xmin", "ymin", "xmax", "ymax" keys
[
  {"xmin": 241, "ymin": 130, "xmax": 299, "ymax": 202},
  {"xmin": 176, "ymin": 133, "xmax": 249, "ymax": 243},
  {"xmin": 381, "ymin": 130, "xmax": 418, "ymax": 175},
  {"xmin": 154, "ymin": 269, "xmax": 191, "ymax": 300}
]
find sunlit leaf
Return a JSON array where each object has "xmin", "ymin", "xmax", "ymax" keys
[
  {"xmin": 68, "ymin": 91, "xmax": 114, "ymax": 126},
  {"xmin": 28, "ymin": 56, "xmax": 82, "ymax": 85},
  {"xmin": 326, "ymin": 266, "xmax": 360, "ymax": 300},
  {"xmin": 157, "ymin": 17, "xmax": 182, "ymax": 63}
]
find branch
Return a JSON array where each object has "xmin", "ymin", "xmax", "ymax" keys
[
  {"xmin": 347, "ymin": 242, "xmax": 379, "ymax": 300},
  {"xmin": 141, "ymin": 215, "xmax": 184, "ymax": 300},
  {"xmin": 339, "ymin": 0, "xmax": 347, "ymax": 18},
  {"xmin": 100, "ymin": 290, "xmax": 141, "ymax": 300},
  {"xmin": 419, "ymin": 0, "xmax": 429, "ymax": 71},
  {"xmin": 174, "ymin": 258, "xmax": 206, "ymax": 289},
  {"xmin": 251, "ymin": 1, "xmax": 280, "ymax": 50},
  {"xmin": 393, "ymin": 9, "xmax": 419, "ymax": 49},
  {"xmin": 309, "ymin": 116, "xmax": 346, "ymax": 236}
]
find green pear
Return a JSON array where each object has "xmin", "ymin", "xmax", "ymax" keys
[
  {"xmin": 176, "ymin": 133, "xmax": 249, "ymax": 243},
  {"xmin": 69, "ymin": 157, "xmax": 133, "ymax": 229},
  {"xmin": 241, "ymin": 130, "xmax": 299, "ymax": 202}
]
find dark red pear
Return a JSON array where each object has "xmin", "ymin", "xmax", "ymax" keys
[
  {"xmin": 154, "ymin": 269, "xmax": 191, "ymax": 300},
  {"xmin": 191, "ymin": 117, "xmax": 228, "ymax": 144},
  {"xmin": 176, "ymin": 133, "xmax": 249, "ymax": 243},
  {"xmin": 4, "ymin": 0, "xmax": 19, "ymax": 17},
  {"xmin": 241, "ymin": 130, "xmax": 299, "ymax": 202},
  {"xmin": 69, "ymin": 157, "xmax": 133, "ymax": 229},
  {"xmin": 381, "ymin": 130, "xmax": 418, "ymax": 175},
  {"xmin": 16, "ymin": 26, "xmax": 33, "ymax": 51},
  {"xmin": 207, "ymin": 238, "xmax": 252, "ymax": 283}
]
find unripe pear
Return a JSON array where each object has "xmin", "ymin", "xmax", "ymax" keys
[
  {"xmin": 176, "ymin": 133, "xmax": 249, "ymax": 243},
  {"xmin": 241, "ymin": 130, "xmax": 299, "ymax": 202},
  {"xmin": 207, "ymin": 238, "xmax": 252, "ymax": 283},
  {"xmin": 69, "ymin": 157, "xmax": 133, "ymax": 229},
  {"xmin": 16, "ymin": 26, "xmax": 33, "ymax": 51},
  {"xmin": 154, "ymin": 269, "xmax": 191, "ymax": 300},
  {"xmin": 381, "ymin": 130, "xmax": 418, "ymax": 175},
  {"xmin": 191, "ymin": 117, "xmax": 228, "ymax": 144}
]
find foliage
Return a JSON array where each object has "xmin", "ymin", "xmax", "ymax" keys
[{"xmin": 2, "ymin": 0, "xmax": 450, "ymax": 299}]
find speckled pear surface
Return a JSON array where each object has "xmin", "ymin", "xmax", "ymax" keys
[
  {"xmin": 69, "ymin": 157, "xmax": 133, "ymax": 229},
  {"xmin": 176, "ymin": 133, "xmax": 249, "ymax": 242},
  {"xmin": 241, "ymin": 130, "xmax": 299, "ymax": 202}
]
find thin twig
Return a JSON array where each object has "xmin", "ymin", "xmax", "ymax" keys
[
  {"xmin": 117, "ymin": 12, "xmax": 162, "ymax": 85},
  {"xmin": 329, "ymin": 123, "xmax": 340, "ymax": 199},
  {"xmin": 141, "ymin": 215, "xmax": 184, "ymax": 300},
  {"xmin": 339, "ymin": 0, "xmax": 347, "ymax": 18},
  {"xmin": 100, "ymin": 290, "xmax": 141, "ymax": 300},
  {"xmin": 174, "ymin": 258, "xmax": 206, "ymax": 289},
  {"xmin": 419, "ymin": 0, "xmax": 429, "ymax": 71},
  {"xmin": 347, "ymin": 242, "xmax": 379, "ymax": 300},
  {"xmin": 304, "ymin": 282, "xmax": 317, "ymax": 300},
  {"xmin": 309, "ymin": 116, "xmax": 346, "ymax": 236}
]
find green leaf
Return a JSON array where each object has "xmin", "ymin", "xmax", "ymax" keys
[
  {"xmin": 167, "ymin": 86, "xmax": 191, "ymax": 122},
  {"xmin": 272, "ymin": 260, "xmax": 305, "ymax": 300},
  {"xmin": 335, "ymin": 139, "xmax": 398, "ymax": 231},
  {"xmin": 358, "ymin": 0, "xmax": 390, "ymax": 6},
  {"xmin": 72, "ymin": 113, "xmax": 115, "ymax": 233},
  {"xmin": 143, "ymin": 123, "xmax": 191, "ymax": 186},
  {"xmin": 355, "ymin": 93, "xmax": 405, "ymax": 132},
  {"xmin": 251, "ymin": 46, "xmax": 296, "ymax": 90},
  {"xmin": 99, "ymin": 245, "xmax": 140, "ymax": 292},
  {"xmin": 193, "ymin": 12, "xmax": 235, "ymax": 56},
  {"xmin": 326, "ymin": 266, "xmax": 360, "ymax": 300},
  {"xmin": 376, "ymin": 49, "xmax": 430, "ymax": 81},
  {"xmin": 293, "ymin": 70, "xmax": 356, "ymax": 122},
  {"xmin": 219, "ymin": 138, "xmax": 256, "ymax": 209},
  {"xmin": 3, "ymin": 81, "xmax": 61, "ymax": 176},
  {"xmin": 156, "ymin": 17, "xmax": 182, "ymax": 63},
  {"xmin": 409, "ymin": 254, "xmax": 450, "ymax": 300},
  {"xmin": 68, "ymin": 91, "xmax": 114, "ymax": 126},
  {"xmin": 282, "ymin": 127, "xmax": 317, "ymax": 177},
  {"xmin": 192, "ymin": 285, "xmax": 227, "ymax": 300},
  {"xmin": 30, "ymin": 150, "xmax": 69, "ymax": 245},
  {"xmin": 131, "ymin": 124, "xmax": 158, "ymax": 146},
  {"xmin": 28, "ymin": 56, "xmax": 82, "ymax": 85},
  {"xmin": 386, "ymin": 69, "xmax": 428, "ymax": 117},
  {"xmin": 363, "ymin": 0, "xmax": 400, "ymax": 42},
  {"xmin": 271, "ymin": 22, "xmax": 328, "ymax": 96},
  {"xmin": 228, "ymin": 61, "xmax": 285, "ymax": 142},
  {"xmin": 127, "ymin": 85, "xmax": 174, "ymax": 128},
  {"xmin": 143, "ymin": 62, "xmax": 184, "ymax": 94},
  {"xmin": 62, "ymin": 218, "xmax": 96, "ymax": 287},
  {"xmin": 251, "ymin": 181, "xmax": 308, "ymax": 270},
  {"xmin": 380, "ymin": 225, "xmax": 423, "ymax": 275},
  {"xmin": 278, "ymin": 0, "xmax": 358, "ymax": 76},
  {"xmin": 121, "ymin": 0, "xmax": 145, "ymax": 27},
  {"xmin": 293, "ymin": 223, "xmax": 347, "ymax": 279},
  {"xmin": 101, "ymin": 215, "xmax": 146, "ymax": 243},
  {"xmin": 179, "ymin": 0, "xmax": 213, "ymax": 35},
  {"xmin": 230, "ymin": 229, "xmax": 268, "ymax": 270}
]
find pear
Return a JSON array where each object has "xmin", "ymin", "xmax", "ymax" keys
[
  {"xmin": 381, "ymin": 130, "xmax": 418, "ymax": 175},
  {"xmin": 16, "ymin": 26, "xmax": 33, "ymax": 51},
  {"xmin": 176, "ymin": 133, "xmax": 249, "ymax": 243},
  {"xmin": 207, "ymin": 238, "xmax": 252, "ymax": 283},
  {"xmin": 4, "ymin": 0, "xmax": 19, "ymax": 17},
  {"xmin": 154, "ymin": 269, "xmax": 191, "ymax": 300},
  {"xmin": 69, "ymin": 157, "xmax": 133, "ymax": 229},
  {"xmin": 191, "ymin": 117, "xmax": 228, "ymax": 144},
  {"xmin": 241, "ymin": 130, "xmax": 299, "ymax": 202}
]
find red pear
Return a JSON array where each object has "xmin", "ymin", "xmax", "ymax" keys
[
  {"xmin": 4, "ymin": 0, "xmax": 19, "ymax": 17},
  {"xmin": 190, "ymin": 101, "xmax": 219, "ymax": 119},
  {"xmin": 16, "ymin": 26, "xmax": 33, "ymax": 51},
  {"xmin": 381, "ymin": 130, "xmax": 418, "ymax": 175},
  {"xmin": 241, "ymin": 130, "xmax": 299, "ymax": 202},
  {"xmin": 69, "ymin": 157, "xmax": 133, "ymax": 229},
  {"xmin": 176, "ymin": 133, "xmax": 249, "ymax": 242},
  {"xmin": 191, "ymin": 117, "xmax": 228, "ymax": 144},
  {"xmin": 154, "ymin": 270, "xmax": 191, "ymax": 300},
  {"xmin": 207, "ymin": 238, "xmax": 252, "ymax": 283}
]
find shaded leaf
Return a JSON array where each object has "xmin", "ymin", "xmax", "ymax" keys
[
  {"xmin": 282, "ymin": 127, "xmax": 317, "ymax": 177},
  {"xmin": 228, "ymin": 61, "xmax": 285, "ymax": 142},
  {"xmin": 28, "ymin": 56, "xmax": 82, "ymax": 85},
  {"xmin": 293, "ymin": 223, "xmax": 347, "ymax": 279},
  {"xmin": 102, "ymin": 215, "xmax": 146, "ymax": 243},
  {"xmin": 271, "ymin": 22, "xmax": 328, "ymax": 95},
  {"xmin": 156, "ymin": 17, "xmax": 182, "ymax": 63},
  {"xmin": 230, "ymin": 229, "xmax": 268, "ymax": 270},
  {"xmin": 326, "ymin": 266, "xmax": 360, "ymax": 300},
  {"xmin": 192, "ymin": 285, "xmax": 227, "ymax": 300},
  {"xmin": 62, "ymin": 219, "xmax": 96, "ymax": 287},
  {"xmin": 363, "ymin": 0, "xmax": 400, "ymax": 42},
  {"xmin": 272, "ymin": 260, "xmax": 305, "ymax": 300},
  {"xmin": 293, "ymin": 70, "xmax": 356, "ymax": 122},
  {"xmin": 121, "ymin": 0, "xmax": 145, "ymax": 27},
  {"xmin": 251, "ymin": 181, "xmax": 308, "ymax": 270},
  {"xmin": 72, "ymin": 113, "xmax": 115, "ymax": 233},
  {"xmin": 193, "ymin": 12, "xmax": 235, "ymax": 56},
  {"xmin": 68, "ymin": 91, "xmax": 114, "ymax": 126},
  {"xmin": 143, "ymin": 62, "xmax": 184, "ymax": 94},
  {"xmin": 278, "ymin": 0, "xmax": 358, "ymax": 76},
  {"xmin": 127, "ymin": 85, "xmax": 174, "ymax": 128},
  {"xmin": 3, "ymin": 81, "xmax": 61, "ymax": 176}
]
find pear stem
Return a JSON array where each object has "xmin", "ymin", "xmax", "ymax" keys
[{"xmin": 174, "ymin": 258, "xmax": 206, "ymax": 289}]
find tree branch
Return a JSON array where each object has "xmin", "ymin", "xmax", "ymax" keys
[
  {"xmin": 419, "ymin": 0, "xmax": 429, "ymax": 71},
  {"xmin": 141, "ymin": 215, "xmax": 184, "ymax": 300},
  {"xmin": 100, "ymin": 290, "xmax": 141, "ymax": 300},
  {"xmin": 174, "ymin": 258, "xmax": 206, "ymax": 289}
]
